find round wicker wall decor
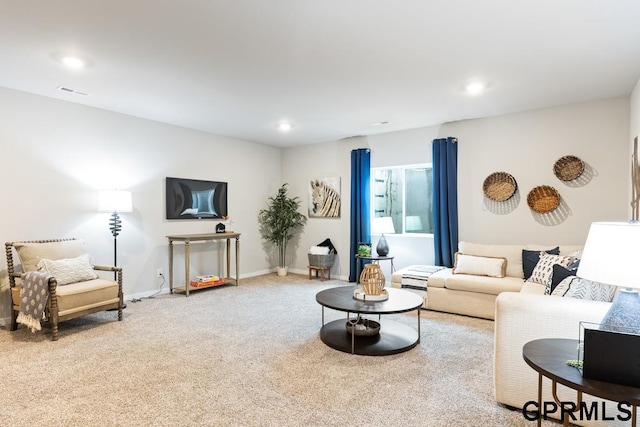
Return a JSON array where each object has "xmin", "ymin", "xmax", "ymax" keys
[
  {"xmin": 553, "ymin": 155, "xmax": 584, "ymax": 181},
  {"xmin": 527, "ymin": 185, "xmax": 560, "ymax": 213},
  {"xmin": 482, "ymin": 172, "xmax": 517, "ymax": 202}
]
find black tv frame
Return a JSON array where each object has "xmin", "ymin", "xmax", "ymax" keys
[{"xmin": 165, "ymin": 177, "xmax": 228, "ymax": 220}]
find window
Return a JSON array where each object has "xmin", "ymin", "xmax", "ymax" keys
[{"xmin": 371, "ymin": 164, "xmax": 433, "ymax": 235}]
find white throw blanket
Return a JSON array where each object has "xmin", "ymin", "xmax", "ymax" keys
[
  {"xmin": 16, "ymin": 271, "xmax": 52, "ymax": 333},
  {"xmin": 401, "ymin": 265, "xmax": 444, "ymax": 291}
]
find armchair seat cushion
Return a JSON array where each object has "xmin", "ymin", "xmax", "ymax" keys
[{"xmin": 55, "ymin": 278, "xmax": 120, "ymax": 315}]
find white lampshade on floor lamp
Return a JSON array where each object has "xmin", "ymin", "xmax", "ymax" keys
[
  {"xmin": 577, "ymin": 221, "xmax": 640, "ymax": 332},
  {"xmin": 98, "ymin": 190, "xmax": 132, "ymax": 284},
  {"xmin": 372, "ymin": 216, "xmax": 395, "ymax": 256}
]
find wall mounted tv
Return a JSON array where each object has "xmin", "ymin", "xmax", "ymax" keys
[{"xmin": 166, "ymin": 177, "xmax": 228, "ymax": 220}]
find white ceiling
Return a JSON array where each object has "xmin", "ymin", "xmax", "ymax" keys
[{"xmin": 1, "ymin": 0, "xmax": 640, "ymax": 148}]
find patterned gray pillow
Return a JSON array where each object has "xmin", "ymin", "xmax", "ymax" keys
[
  {"xmin": 552, "ymin": 276, "xmax": 617, "ymax": 302},
  {"xmin": 551, "ymin": 276, "xmax": 575, "ymax": 296}
]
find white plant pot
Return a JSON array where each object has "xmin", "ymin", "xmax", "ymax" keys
[{"xmin": 276, "ymin": 267, "xmax": 288, "ymax": 277}]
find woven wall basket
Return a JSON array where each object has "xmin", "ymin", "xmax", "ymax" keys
[
  {"xmin": 553, "ymin": 155, "xmax": 584, "ymax": 181},
  {"xmin": 527, "ymin": 185, "xmax": 560, "ymax": 213},
  {"xmin": 482, "ymin": 172, "xmax": 517, "ymax": 202}
]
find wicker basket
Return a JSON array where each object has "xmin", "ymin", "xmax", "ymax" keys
[
  {"xmin": 308, "ymin": 253, "xmax": 336, "ymax": 268},
  {"xmin": 346, "ymin": 317, "xmax": 381, "ymax": 336},
  {"xmin": 553, "ymin": 155, "xmax": 584, "ymax": 181},
  {"xmin": 527, "ymin": 185, "xmax": 560, "ymax": 213},
  {"xmin": 482, "ymin": 172, "xmax": 517, "ymax": 202}
]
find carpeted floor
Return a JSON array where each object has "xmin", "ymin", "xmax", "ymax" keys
[{"xmin": 0, "ymin": 274, "xmax": 557, "ymax": 426}]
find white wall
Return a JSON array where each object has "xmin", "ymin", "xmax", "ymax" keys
[
  {"xmin": 450, "ymin": 97, "xmax": 630, "ymax": 244},
  {"xmin": 282, "ymin": 97, "xmax": 631, "ymax": 281},
  {"xmin": 0, "ymin": 86, "xmax": 282, "ymax": 322}
]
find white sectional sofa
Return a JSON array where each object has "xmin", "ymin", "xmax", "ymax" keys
[
  {"xmin": 391, "ymin": 241, "xmax": 629, "ymax": 426},
  {"xmin": 391, "ymin": 241, "xmax": 583, "ymax": 320},
  {"xmin": 494, "ymin": 289, "xmax": 624, "ymax": 427}
]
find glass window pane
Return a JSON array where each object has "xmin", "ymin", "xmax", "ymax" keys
[
  {"xmin": 405, "ymin": 167, "xmax": 433, "ymax": 234},
  {"xmin": 373, "ymin": 169, "xmax": 403, "ymax": 234}
]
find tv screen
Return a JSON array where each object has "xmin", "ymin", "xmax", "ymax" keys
[{"xmin": 166, "ymin": 177, "xmax": 228, "ymax": 220}]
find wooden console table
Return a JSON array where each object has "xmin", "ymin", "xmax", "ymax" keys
[{"xmin": 167, "ymin": 232, "xmax": 240, "ymax": 297}]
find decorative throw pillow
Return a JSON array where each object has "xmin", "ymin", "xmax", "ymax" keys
[
  {"xmin": 522, "ymin": 247, "xmax": 559, "ymax": 280},
  {"xmin": 545, "ymin": 264, "xmax": 579, "ymax": 295},
  {"xmin": 527, "ymin": 253, "xmax": 577, "ymax": 286},
  {"xmin": 453, "ymin": 253, "xmax": 507, "ymax": 278},
  {"xmin": 551, "ymin": 276, "xmax": 576, "ymax": 297},
  {"xmin": 563, "ymin": 277, "xmax": 617, "ymax": 302},
  {"xmin": 37, "ymin": 254, "xmax": 98, "ymax": 285}
]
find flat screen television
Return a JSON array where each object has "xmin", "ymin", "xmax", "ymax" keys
[{"xmin": 166, "ymin": 177, "xmax": 228, "ymax": 220}]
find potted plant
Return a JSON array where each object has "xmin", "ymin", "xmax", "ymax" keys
[{"xmin": 258, "ymin": 183, "xmax": 307, "ymax": 276}]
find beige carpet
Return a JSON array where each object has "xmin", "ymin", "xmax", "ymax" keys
[{"xmin": 0, "ymin": 274, "xmax": 557, "ymax": 426}]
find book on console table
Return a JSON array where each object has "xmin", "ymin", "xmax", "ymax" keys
[{"xmin": 190, "ymin": 277, "xmax": 224, "ymax": 287}]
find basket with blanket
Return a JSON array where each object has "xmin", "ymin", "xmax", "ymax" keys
[{"xmin": 307, "ymin": 238, "xmax": 337, "ymax": 267}]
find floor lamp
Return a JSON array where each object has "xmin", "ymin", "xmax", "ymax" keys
[{"xmin": 98, "ymin": 190, "xmax": 132, "ymax": 307}]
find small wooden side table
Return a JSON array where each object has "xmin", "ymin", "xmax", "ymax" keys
[
  {"xmin": 308, "ymin": 265, "xmax": 331, "ymax": 281},
  {"xmin": 523, "ymin": 338, "xmax": 640, "ymax": 427}
]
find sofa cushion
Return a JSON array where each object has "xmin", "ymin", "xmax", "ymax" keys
[
  {"xmin": 426, "ymin": 268, "xmax": 450, "ymax": 288},
  {"xmin": 520, "ymin": 282, "xmax": 545, "ymax": 294},
  {"xmin": 37, "ymin": 254, "xmax": 98, "ymax": 285},
  {"xmin": 444, "ymin": 274, "xmax": 524, "ymax": 295},
  {"xmin": 14, "ymin": 240, "xmax": 88, "ymax": 272},
  {"xmin": 522, "ymin": 247, "xmax": 559, "ymax": 280},
  {"xmin": 527, "ymin": 253, "xmax": 577, "ymax": 286},
  {"xmin": 453, "ymin": 253, "xmax": 506, "ymax": 278},
  {"xmin": 458, "ymin": 242, "xmax": 525, "ymax": 278}
]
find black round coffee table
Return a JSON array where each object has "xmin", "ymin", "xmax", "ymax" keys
[{"xmin": 316, "ymin": 286, "xmax": 423, "ymax": 355}]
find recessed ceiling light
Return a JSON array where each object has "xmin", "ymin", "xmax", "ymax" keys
[
  {"xmin": 278, "ymin": 122, "xmax": 293, "ymax": 132},
  {"xmin": 61, "ymin": 56, "xmax": 86, "ymax": 69},
  {"xmin": 464, "ymin": 81, "xmax": 487, "ymax": 95}
]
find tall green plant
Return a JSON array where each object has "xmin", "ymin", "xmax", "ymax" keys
[{"xmin": 258, "ymin": 183, "xmax": 307, "ymax": 268}]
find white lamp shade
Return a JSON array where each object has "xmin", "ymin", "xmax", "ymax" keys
[
  {"xmin": 98, "ymin": 190, "xmax": 133, "ymax": 213},
  {"xmin": 372, "ymin": 216, "xmax": 395, "ymax": 234},
  {"xmin": 577, "ymin": 222, "xmax": 640, "ymax": 289},
  {"xmin": 406, "ymin": 216, "xmax": 423, "ymax": 231}
]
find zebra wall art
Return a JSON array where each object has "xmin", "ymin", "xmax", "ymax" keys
[{"xmin": 309, "ymin": 178, "xmax": 341, "ymax": 218}]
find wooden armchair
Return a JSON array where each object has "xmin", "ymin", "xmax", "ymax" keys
[{"xmin": 5, "ymin": 238, "xmax": 123, "ymax": 341}]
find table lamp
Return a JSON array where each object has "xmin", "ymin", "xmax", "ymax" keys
[
  {"xmin": 577, "ymin": 222, "xmax": 640, "ymax": 386},
  {"xmin": 577, "ymin": 221, "xmax": 640, "ymax": 332},
  {"xmin": 372, "ymin": 216, "xmax": 395, "ymax": 256}
]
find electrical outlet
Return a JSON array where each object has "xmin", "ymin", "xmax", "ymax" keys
[{"xmin": 156, "ymin": 268, "xmax": 163, "ymax": 278}]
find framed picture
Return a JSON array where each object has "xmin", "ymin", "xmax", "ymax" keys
[{"xmin": 309, "ymin": 177, "xmax": 341, "ymax": 218}]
